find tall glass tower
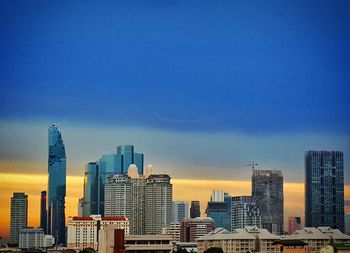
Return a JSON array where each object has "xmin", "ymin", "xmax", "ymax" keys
[
  {"xmin": 47, "ymin": 125, "xmax": 66, "ymax": 245},
  {"xmin": 305, "ymin": 151, "xmax": 344, "ymax": 231}
]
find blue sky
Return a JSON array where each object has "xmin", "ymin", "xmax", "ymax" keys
[{"xmin": 0, "ymin": 1, "xmax": 349, "ymax": 182}]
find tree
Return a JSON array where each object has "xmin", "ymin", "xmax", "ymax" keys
[
  {"xmin": 79, "ymin": 248, "xmax": 95, "ymax": 253},
  {"xmin": 203, "ymin": 247, "xmax": 224, "ymax": 253}
]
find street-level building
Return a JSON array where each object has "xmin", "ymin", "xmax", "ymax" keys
[
  {"xmin": 197, "ymin": 226, "xmax": 280, "ymax": 253},
  {"xmin": 19, "ymin": 228, "xmax": 44, "ymax": 249},
  {"xmin": 287, "ymin": 227, "xmax": 350, "ymax": 253},
  {"xmin": 180, "ymin": 217, "xmax": 214, "ymax": 242},
  {"xmin": 67, "ymin": 215, "xmax": 129, "ymax": 251}
]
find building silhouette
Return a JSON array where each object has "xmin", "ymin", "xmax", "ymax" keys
[
  {"xmin": 40, "ymin": 191, "xmax": 47, "ymax": 234},
  {"xmin": 47, "ymin": 125, "xmax": 66, "ymax": 244},
  {"xmin": 252, "ymin": 169, "xmax": 283, "ymax": 235},
  {"xmin": 305, "ymin": 151, "xmax": 344, "ymax": 231},
  {"xmin": 10, "ymin": 192, "xmax": 28, "ymax": 245},
  {"xmin": 190, "ymin": 201, "xmax": 201, "ymax": 218}
]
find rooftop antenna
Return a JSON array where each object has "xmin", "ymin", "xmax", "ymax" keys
[{"xmin": 244, "ymin": 162, "xmax": 258, "ymax": 172}]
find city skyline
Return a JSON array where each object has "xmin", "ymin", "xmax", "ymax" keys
[{"xmin": 1, "ymin": 0, "xmax": 350, "ymax": 244}]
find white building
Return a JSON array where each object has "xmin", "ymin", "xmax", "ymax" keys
[
  {"xmin": 19, "ymin": 228, "xmax": 44, "ymax": 249},
  {"xmin": 162, "ymin": 222, "xmax": 180, "ymax": 242},
  {"xmin": 231, "ymin": 196, "xmax": 261, "ymax": 231},
  {"xmin": 67, "ymin": 215, "xmax": 129, "ymax": 250},
  {"xmin": 44, "ymin": 235, "xmax": 55, "ymax": 248},
  {"xmin": 287, "ymin": 227, "xmax": 350, "ymax": 253},
  {"xmin": 197, "ymin": 226, "xmax": 280, "ymax": 253},
  {"xmin": 145, "ymin": 174, "xmax": 173, "ymax": 234},
  {"xmin": 211, "ymin": 190, "xmax": 224, "ymax": 202}
]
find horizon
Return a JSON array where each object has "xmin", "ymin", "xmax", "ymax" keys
[{"xmin": 1, "ymin": 0, "xmax": 350, "ymax": 243}]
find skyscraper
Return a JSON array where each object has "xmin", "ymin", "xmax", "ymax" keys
[
  {"xmin": 305, "ymin": 151, "xmax": 344, "ymax": 231},
  {"xmin": 83, "ymin": 162, "xmax": 99, "ymax": 215},
  {"xmin": 231, "ymin": 196, "xmax": 261, "ymax": 231},
  {"xmin": 190, "ymin": 201, "xmax": 201, "ymax": 218},
  {"xmin": 252, "ymin": 169, "xmax": 283, "ymax": 235},
  {"xmin": 145, "ymin": 174, "xmax": 172, "ymax": 234},
  {"xmin": 172, "ymin": 201, "xmax": 189, "ymax": 222},
  {"xmin": 47, "ymin": 125, "xmax": 66, "ymax": 244},
  {"xmin": 40, "ymin": 191, "xmax": 47, "ymax": 233},
  {"xmin": 117, "ymin": 145, "xmax": 144, "ymax": 175},
  {"xmin": 10, "ymin": 192, "xmax": 28, "ymax": 245}
]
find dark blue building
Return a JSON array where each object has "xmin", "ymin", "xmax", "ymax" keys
[
  {"xmin": 305, "ymin": 151, "xmax": 344, "ymax": 231},
  {"xmin": 47, "ymin": 125, "xmax": 66, "ymax": 245}
]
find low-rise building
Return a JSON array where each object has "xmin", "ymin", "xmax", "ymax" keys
[
  {"xmin": 197, "ymin": 226, "xmax": 280, "ymax": 253},
  {"xmin": 19, "ymin": 228, "xmax": 44, "ymax": 249},
  {"xmin": 162, "ymin": 222, "xmax": 180, "ymax": 242},
  {"xmin": 321, "ymin": 243, "xmax": 350, "ymax": 253},
  {"xmin": 273, "ymin": 239, "xmax": 308, "ymax": 253},
  {"xmin": 287, "ymin": 227, "xmax": 350, "ymax": 253},
  {"xmin": 181, "ymin": 217, "xmax": 214, "ymax": 242},
  {"xmin": 99, "ymin": 224, "xmax": 172, "ymax": 253},
  {"xmin": 67, "ymin": 215, "xmax": 129, "ymax": 251}
]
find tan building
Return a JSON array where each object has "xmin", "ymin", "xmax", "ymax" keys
[
  {"xmin": 287, "ymin": 227, "xmax": 350, "ymax": 253},
  {"xmin": 197, "ymin": 226, "xmax": 280, "ymax": 253},
  {"xmin": 67, "ymin": 215, "xmax": 129, "ymax": 251},
  {"xmin": 272, "ymin": 239, "xmax": 308, "ymax": 253},
  {"xmin": 321, "ymin": 243, "xmax": 350, "ymax": 253},
  {"xmin": 162, "ymin": 222, "xmax": 180, "ymax": 242},
  {"xmin": 99, "ymin": 224, "xmax": 172, "ymax": 253}
]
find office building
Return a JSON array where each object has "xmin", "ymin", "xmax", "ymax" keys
[
  {"xmin": 231, "ymin": 196, "xmax": 261, "ymax": 231},
  {"xmin": 190, "ymin": 201, "xmax": 201, "ymax": 218},
  {"xmin": 172, "ymin": 201, "xmax": 189, "ymax": 222},
  {"xmin": 305, "ymin": 151, "xmax": 344, "ymax": 231},
  {"xmin": 47, "ymin": 125, "xmax": 66, "ymax": 244},
  {"xmin": 180, "ymin": 217, "xmax": 214, "ymax": 242},
  {"xmin": 67, "ymin": 215, "xmax": 129, "ymax": 251},
  {"xmin": 81, "ymin": 145, "xmax": 145, "ymax": 217},
  {"xmin": 206, "ymin": 191, "xmax": 231, "ymax": 231},
  {"xmin": 117, "ymin": 145, "xmax": 144, "ymax": 175},
  {"xmin": 252, "ymin": 169, "xmax": 284, "ymax": 235},
  {"xmin": 145, "ymin": 174, "xmax": 173, "ymax": 234},
  {"xmin": 287, "ymin": 227, "xmax": 350, "ymax": 253},
  {"xmin": 197, "ymin": 226, "xmax": 280, "ymax": 253},
  {"xmin": 19, "ymin": 228, "xmax": 44, "ymax": 249},
  {"xmin": 10, "ymin": 192, "xmax": 28, "ymax": 245},
  {"xmin": 288, "ymin": 216, "xmax": 302, "ymax": 235},
  {"xmin": 40, "ymin": 191, "xmax": 47, "ymax": 233}
]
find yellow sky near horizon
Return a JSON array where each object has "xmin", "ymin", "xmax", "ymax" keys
[{"xmin": 0, "ymin": 172, "xmax": 349, "ymax": 240}]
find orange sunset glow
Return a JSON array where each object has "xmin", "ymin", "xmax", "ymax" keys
[{"xmin": 1, "ymin": 172, "xmax": 349, "ymax": 240}]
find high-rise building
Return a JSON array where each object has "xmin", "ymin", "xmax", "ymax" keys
[
  {"xmin": 47, "ymin": 125, "xmax": 66, "ymax": 244},
  {"xmin": 145, "ymin": 174, "xmax": 173, "ymax": 234},
  {"xmin": 117, "ymin": 145, "xmax": 144, "ymax": 175},
  {"xmin": 206, "ymin": 191, "xmax": 231, "ymax": 231},
  {"xmin": 180, "ymin": 217, "xmax": 214, "ymax": 242},
  {"xmin": 104, "ymin": 169, "xmax": 146, "ymax": 235},
  {"xmin": 40, "ymin": 191, "xmax": 47, "ymax": 234},
  {"xmin": 83, "ymin": 162, "xmax": 99, "ymax": 215},
  {"xmin": 172, "ymin": 201, "xmax": 189, "ymax": 222},
  {"xmin": 104, "ymin": 174, "xmax": 133, "ymax": 219},
  {"xmin": 231, "ymin": 196, "xmax": 261, "ymax": 231},
  {"xmin": 252, "ymin": 169, "xmax": 284, "ymax": 235},
  {"xmin": 190, "ymin": 201, "xmax": 201, "ymax": 218},
  {"xmin": 288, "ymin": 216, "xmax": 301, "ymax": 235},
  {"xmin": 305, "ymin": 151, "xmax": 344, "ymax": 231},
  {"xmin": 10, "ymin": 192, "xmax": 28, "ymax": 245},
  {"xmin": 81, "ymin": 145, "xmax": 144, "ymax": 217}
]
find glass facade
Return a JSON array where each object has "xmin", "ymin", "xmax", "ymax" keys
[
  {"xmin": 40, "ymin": 191, "xmax": 47, "ymax": 234},
  {"xmin": 305, "ymin": 151, "xmax": 344, "ymax": 231},
  {"xmin": 134, "ymin": 153, "xmax": 144, "ymax": 175},
  {"xmin": 47, "ymin": 125, "xmax": 66, "ymax": 245},
  {"xmin": 83, "ymin": 162, "xmax": 99, "ymax": 215},
  {"xmin": 117, "ymin": 145, "xmax": 134, "ymax": 172}
]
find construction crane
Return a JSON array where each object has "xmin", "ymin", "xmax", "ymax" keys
[{"xmin": 244, "ymin": 162, "xmax": 258, "ymax": 171}]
